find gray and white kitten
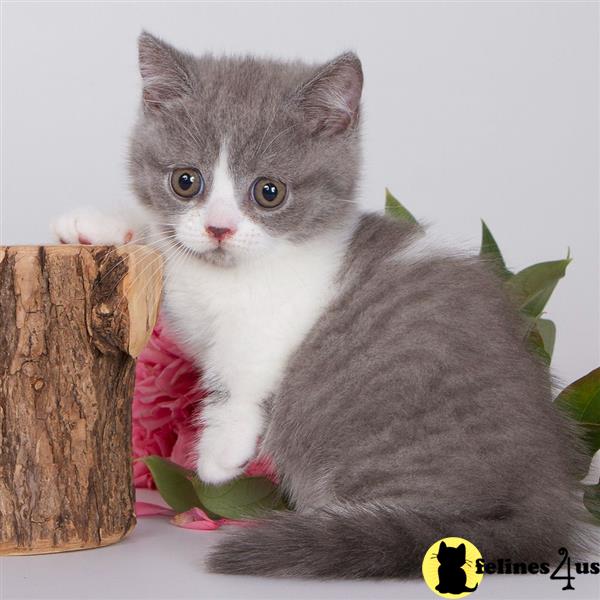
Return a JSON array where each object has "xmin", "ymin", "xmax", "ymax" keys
[{"xmin": 54, "ymin": 33, "xmax": 586, "ymax": 578}]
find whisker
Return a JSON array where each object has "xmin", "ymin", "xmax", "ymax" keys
[
  {"xmin": 252, "ymin": 102, "xmax": 281, "ymax": 160},
  {"xmin": 334, "ymin": 198, "xmax": 360, "ymax": 206},
  {"xmin": 93, "ymin": 235, "xmax": 179, "ymax": 287},
  {"xmin": 82, "ymin": 225, "xmax": 177, "ymax": 267},
  {"xmin": 110, "ymin": 246, "xmax": 170, "ymax": 314},
  {"xmin": 178, "ymin": 101, "xmax": 204, "ymax": 147},
  {"xmin": 259, "ymin": 124, "xmax": 297, "ymax": 159}
]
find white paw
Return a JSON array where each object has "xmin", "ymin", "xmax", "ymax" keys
[
  {"xmin": 51, "ymin": 208, "xmax": 135, "ymax": 246},
  {"xmin": 196, "ymin": 420, "xmax": 259, "ymax": 485}
]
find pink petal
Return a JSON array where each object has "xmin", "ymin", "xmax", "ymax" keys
[
  {"xmin": 135, "ymin": 500, "xmax": 174, "ymax": 517},
  {"xmin": 174, "ymin": 519, "xmax": 222, "ymax": 531},
  {"xmin": 171, "ymin": 507, "xmax": 226, "ymax": 530}
]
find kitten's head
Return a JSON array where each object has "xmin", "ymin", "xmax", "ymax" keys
[
  {"xmin": 129, "ymin": 32, "xmax": 363, "ymax": 266},
  {"xmin": 437, "ymin": 542, "xmax": 467, "ymax": 567}
]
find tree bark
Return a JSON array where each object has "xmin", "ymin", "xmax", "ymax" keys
[{"xmin": 0, "ymin": 245, "xmax": 162, "ymax": 555}]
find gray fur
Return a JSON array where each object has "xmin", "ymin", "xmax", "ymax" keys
[
  {"xmin": 209, "ymin": 215, "xmax": 587, "ymax": 578},
  {"xmin": 129, "ymin": 33, "xmax": 587, "ymax": 579},
  {"xmin": 129, "ymin": 33, "xmax": 361, "ymax": 247}
]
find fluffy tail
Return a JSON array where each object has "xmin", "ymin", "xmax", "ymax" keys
[
  {"xmin": 207, "ymin": 501, "xmax": 583, "ymax": 579},
  {"xmin": 208, "ymin": 503, "xmax": 420, "ymax": 578}
]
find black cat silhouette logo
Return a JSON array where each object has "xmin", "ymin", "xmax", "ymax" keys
[
  {"xmin": 435, "ymin": 541, "xmax": 479, "ymax": 594},
  {"xmin": 422, "ymin": 537, "xmax": 484, "ymax": 598}
]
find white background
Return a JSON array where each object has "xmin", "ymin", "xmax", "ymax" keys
[{"xmin": 1, "ymin": 1, "xmax": 598, "ymax": 385}]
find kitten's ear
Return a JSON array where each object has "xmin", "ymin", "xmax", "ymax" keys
[
  {"xmin": 297, "ymin": 52, "xmax": 363, "ymax": 136},
  {"xmin": 440, "ymin": 541, "xmax": 447, "ymax": 550},
  {"xmin": 138, "ymin": 32, "xmax": 193, "ymax": 113},
  {"xmin": 458, "ymin": 544, "xmax": 466, "ymax": 558}
]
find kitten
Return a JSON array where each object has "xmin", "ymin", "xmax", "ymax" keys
[{"xmin": 54, "ymin": 33, "xmax": 586, "ymax": 578}]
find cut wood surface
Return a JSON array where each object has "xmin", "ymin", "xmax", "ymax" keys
[{"xmin": 0, "ymin": 245, "xmax": 163, "ymax": 555}]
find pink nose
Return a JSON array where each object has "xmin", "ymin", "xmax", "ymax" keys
[{"xmin": 206, "ymin": 226, "xmax": 235, "ymax": 242}]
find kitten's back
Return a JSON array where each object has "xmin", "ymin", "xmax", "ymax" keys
[{"xmin": 208, "ymin": 214, "xmax": 587, "ymax": 578}]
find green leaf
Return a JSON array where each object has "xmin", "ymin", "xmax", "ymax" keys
[
  {"xmin": 479, "ymin": 220, "xmax": 512, "ymax": 279},
  {"xmin": 192, "ymin": 476, "xmax": 287, "ymax": 520},
  {"xmin": 526, "ymin": 326, "xmax": 552, "ymax": 365},
  {"xmin": 141, "ymin": 457, "xmax": 288, "ymax": 521},
  {"xmin": 555, "ymin": 368, "xmax": 600, "ymax": 423},
  {"xmin": 554, "ymin": 367, "xmax": 600, "ymax": 456},
  {"xmin": 140, "ymin": 456, "xmax": 201, "ymax": 513},
  {"xmin": 536, "ymin": 318, "xmax": 556, "ymax": 358},
  {"xmin": 385, "ymin": 188, "xmax": 418, "ymax": 225},
  {"xmin": 583, "ymin": 484, "xmax": 600, "ymax": 522},
  {"xmin": 505, "ymin": 257, "xmax": 570, "ymax": 317}
]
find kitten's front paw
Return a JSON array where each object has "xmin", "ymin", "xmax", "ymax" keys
[
  {"xmin": 51, "ymin": 208, "xmax": 135, "ymax": 245},
  {"xmin": 196, "ymin": 456, "xmax": 244, "ymax": 485},
  {"xmin": 196, "ymin": 421, "xmax": 259, "ymax": 485}
]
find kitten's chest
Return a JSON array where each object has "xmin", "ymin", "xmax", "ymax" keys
[{"xmin": 163, "ymin": 241, "xmax": 345, "ymax": 391}]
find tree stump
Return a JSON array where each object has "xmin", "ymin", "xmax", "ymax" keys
[{"xmin": 0, "ymin": 245, "xmax": 163, "ymax": 555}]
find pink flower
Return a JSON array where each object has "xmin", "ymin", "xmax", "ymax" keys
[
  {"xmin": 132, "ymin": 316, "xmax": 278, "ymax": 528},
  {"xmin": 132, "ymin": 318, "xmax": 205, "ymax": 487}
]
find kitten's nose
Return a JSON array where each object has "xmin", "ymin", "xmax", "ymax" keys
[{"xmin": 206, "ymin": 225, "xmax": 235, "ymax": 242}]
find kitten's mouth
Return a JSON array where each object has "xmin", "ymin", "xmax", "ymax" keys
[
  {"xmin": 155, "ymin": 225, "xmax": 237, "ymax": 268},
  {"xmin": 205, "ymin": 246, "xmax": 227, "ymax": 258},
  {"xmin": 173, "ymin": 240, "xmax": 235, "ymax": 267},
  {"xmin": 200, "ymin": 246, "xmax": 237, "ymax": 267}
]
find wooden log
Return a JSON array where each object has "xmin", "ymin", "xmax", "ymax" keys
[{"xmin": 0, "ymin": 245, "xmax": 163, "ymax": 555}]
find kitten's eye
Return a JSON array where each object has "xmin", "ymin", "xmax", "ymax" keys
[
  {"xmin": 170, "ymin": 167, "xmax": 204, "ymax": 199},
  {"xmin": 252, "ymin": 177, "xmax": 287, "ymax": 209}
]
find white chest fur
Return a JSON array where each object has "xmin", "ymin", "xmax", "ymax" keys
[
  {"xmin": 162, "ymin": 233, "xmax": 348, "ymax": 403},
  {"xmin": 160, "ymin": 226, "xmax": 354, "ymax": 483}
]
